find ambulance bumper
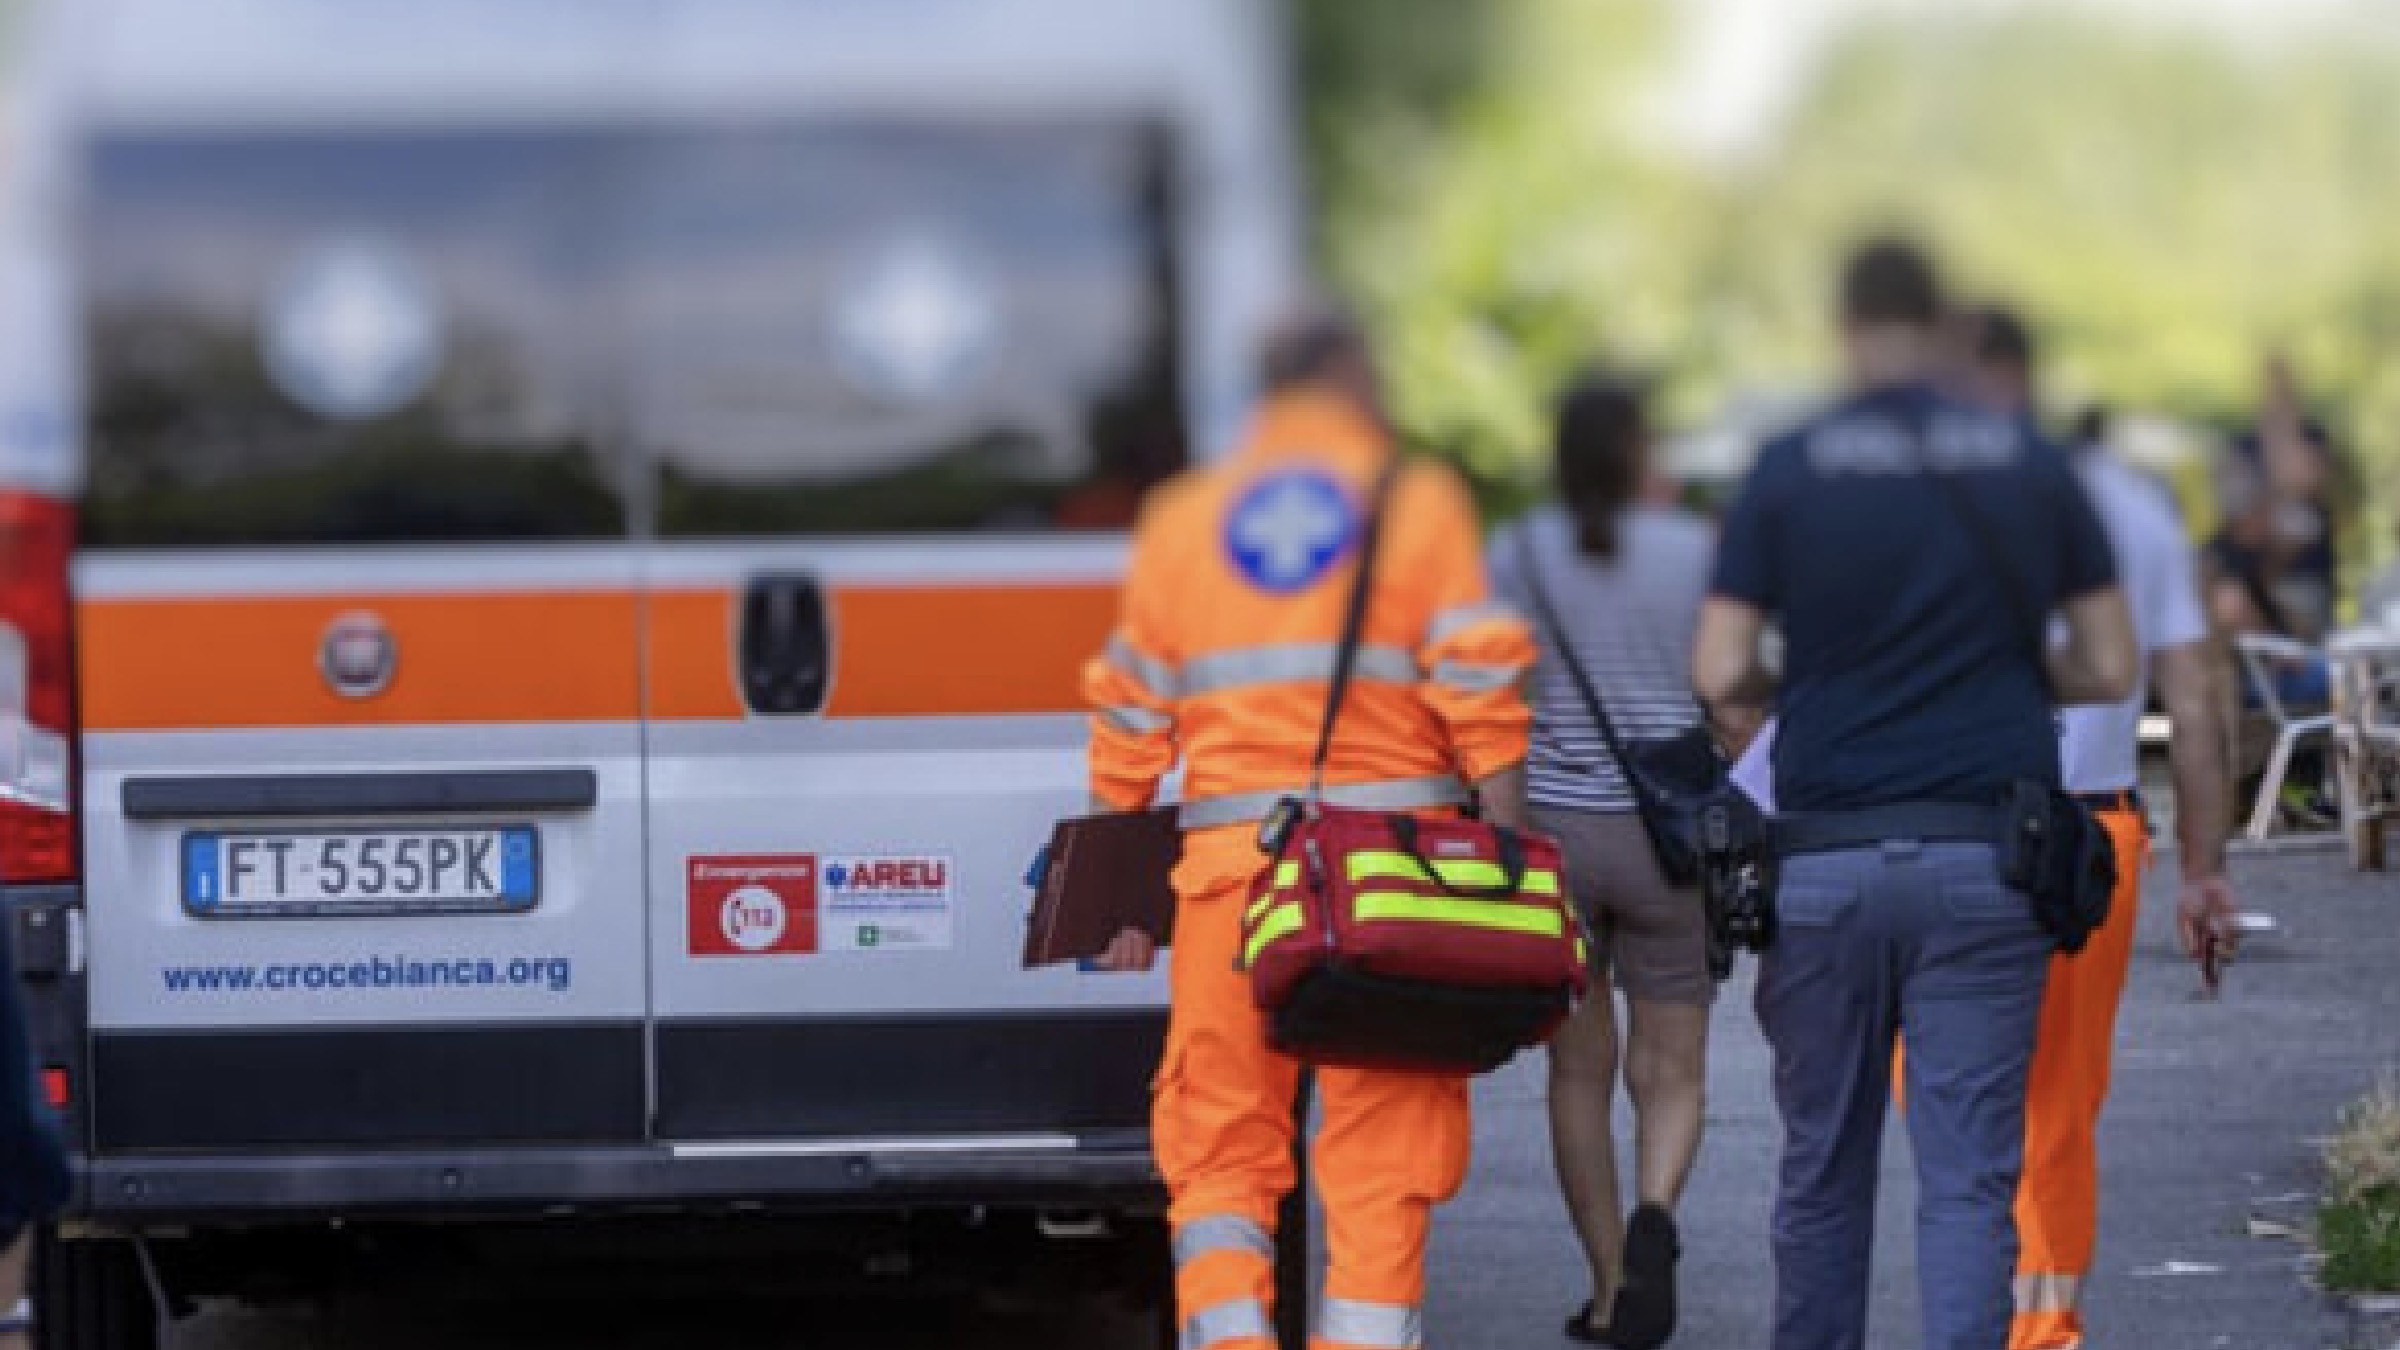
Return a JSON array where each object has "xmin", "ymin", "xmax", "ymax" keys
[{"xmin": 68, "ymin": 1130, "xmax": 1162, "ymax": 1226}]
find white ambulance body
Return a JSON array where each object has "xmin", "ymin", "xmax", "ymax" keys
[{"xmin": 0, "ymin": 1, "xmax": 1304, "ymax": 1343}]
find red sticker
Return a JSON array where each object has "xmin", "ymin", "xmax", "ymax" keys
[{"xmin": 687, "ymin": 855, "xmax": 818, "ymax": 957}]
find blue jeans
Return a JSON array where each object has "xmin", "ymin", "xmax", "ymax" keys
[
  {"xmin": 1755, "ymin": 840, "xmax": 2052, "ymax": 1350},
  {"xmin": 2242, "ymin": 657, "xmax": 2331, "ymax": 710}
]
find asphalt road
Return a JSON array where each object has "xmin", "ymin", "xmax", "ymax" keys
[{"xmin": 178, "ymin": 841, "xmax": 2396, "ymax": 1349}]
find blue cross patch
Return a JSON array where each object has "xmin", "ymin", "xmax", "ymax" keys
[{"xmin": 1224, "ymin": 468, "xmax": 1360, "ymax": 593}]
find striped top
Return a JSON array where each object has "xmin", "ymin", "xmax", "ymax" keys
[{"xmin": 1486, "ymin": 505, "xmax": 1714, "ymax": 812}]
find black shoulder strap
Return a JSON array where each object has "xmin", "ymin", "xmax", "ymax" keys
[
  {"xmin": 1307, "ymin": 458, "xmax": 1406, "ymax": 796},
  {"xmin": 1512, "ymin": 525, "xmax": 1635, "ymax": 771},
  {"xmin": 1910, "ymin": 408, "xmax": 2048, "ymax": 666}
]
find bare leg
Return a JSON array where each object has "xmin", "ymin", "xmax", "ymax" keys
[
  {"xmin": 1547, "ymin": 984, "xmax": 1626, "ymax": 1313},
  {"xmin": 0, "ymin": 1233, "xmax": 30, "ymax": 1349},
  {"xmin": 1625, "ymin": 998, "xmax": 1711, "ymax": 1208}
]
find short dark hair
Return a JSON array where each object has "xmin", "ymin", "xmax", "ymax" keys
[
  {"xmin": 1970, "ymin": 303, "xmax": 2036, "ymax": 372},
  {"xmin": 1259, "ymin": 303, "xmax": 1371, "ymax": 394},
  {"xmin": 1839, "ymin": 235, "xmax": 1945, "ymax": 329}
]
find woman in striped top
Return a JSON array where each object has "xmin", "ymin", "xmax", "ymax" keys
[{"xmin": 1487, "ymin": 377, "xmax": 1715, "ymax": 1350}]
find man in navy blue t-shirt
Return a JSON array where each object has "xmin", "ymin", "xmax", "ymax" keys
[{"xmin": 1693, "ymin": 238, "xmax": 2136, "ymax": 1350}]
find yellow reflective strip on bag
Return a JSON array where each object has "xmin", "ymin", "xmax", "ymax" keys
[
  {"xmin": 1345, "ymin": 850, "xmax": 1431, "ymax": 884},
  {"xmin": 1243, "ymin": 863, "xmax": 1302, "ymax": 929},
  {"xmin": 1243, "ymin": 902, "xmax": 1307, "ymax": 966},
  {"xmin": 1349, "ymin": 892, "xmax": 1567, "ymax": 939},
  {"xmin": 1243, "ymin": 893, "xmax": 1278, "ymax": 929},
  {"xmin": 1345, "ymin": 850, "xmax": 1561, "ymax": 897}
]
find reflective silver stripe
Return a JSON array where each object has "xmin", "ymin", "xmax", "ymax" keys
[
  {"xmin": 2014, "ymin": 1272, "xmax": 2084, "ymax": 1315},
  {"xmin": 1428, "ymin": 658, "xmax": 1522, "ymax": 694},
  {"xmin": 1173, "ymin": 1215, "xmax": 1273, "ymax": 1266},
  {"xmin": 1181, "ymin": 1297, "xmax": 1275, "ymax": 1350},
  {"xmin": 1315, "ymin": 1297, "xmax": 1423, "ymax": 1349},
  {"xmin": 1427, "ymin": 599, "xmax": 1518, "ymax": 645},
  {"xmin": 1100, "ymin": 704, "xmax": 1173, "ymax": 736},
  {"xmin": 1180, "ymin": 643, "xmax": 1418, "ymax": 696},
  {"xmin": 1106, "ymin": 635, "xmax": 1180, "ymax": 698},
  {"xmin": 1177, "ymin": 774, "xmax": 1468, "ymax": 830}
]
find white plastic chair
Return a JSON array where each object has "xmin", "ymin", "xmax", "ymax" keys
[
  {"xmin": 2327, "ymin": 629, "xmax": 2400, "ymax": 869},
  {"xmin": 2235, "ymin": 632, "xmax": 2335, "ymax": 841}
]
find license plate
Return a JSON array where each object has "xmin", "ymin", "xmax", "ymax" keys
[{"xmin": 182, "ymin": 827, "xmax": 540, "ymax": 918}]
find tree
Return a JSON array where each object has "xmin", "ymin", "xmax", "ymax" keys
[{"xmin": 1297, "ymin": 0, "xmax": 2400, "ymax": 578}]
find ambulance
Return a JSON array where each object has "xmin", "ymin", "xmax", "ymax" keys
[{"xmin": 0, "ymin": 0, "xmax": 1305, "ymax": 1343}]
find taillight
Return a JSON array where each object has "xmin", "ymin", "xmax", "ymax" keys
[{"xmin": 0, "ymin": 492, "xmax": 74, "ymax": 882}]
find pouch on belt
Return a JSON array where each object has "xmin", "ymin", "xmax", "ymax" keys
[{"xmin": 1996, "ymin": 780, "xmax": 2118, "ymax": 956}]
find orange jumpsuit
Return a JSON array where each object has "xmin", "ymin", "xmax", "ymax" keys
[
  {"xmin": 2011, "ymin": 804, "xmax": 2149, "ymax": 1350},
  {"xmin": 1083, "ymin": 389, "xmax": 1535, "ymax": 1350}
]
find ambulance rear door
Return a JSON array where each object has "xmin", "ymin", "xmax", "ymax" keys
[
  {"xmin": 73, "ymin": 124, "xmax": 653, "ymax": 1156},
  {"xmin": 633, "ymin": 117, "xmax": 1183, "ymax": 1147}
]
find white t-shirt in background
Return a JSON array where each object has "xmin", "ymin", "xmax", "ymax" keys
[
  {"xmin": 2056, "ymin": 450, "xmax": 2208, "ymax": 793},
  {"xmin": 1731, "ymin": 722, "xmax": 1777, "ymax": 813}
]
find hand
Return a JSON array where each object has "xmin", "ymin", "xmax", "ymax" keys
[
  {"xmin": 1473, "ymin": 764, "xmax": 1531, "ymax": 832},
  {"xmin": 1706, "ymin": 699, "xmax": 1768, "ymax": 758},
  {"xmin": 2177, "ymin": 874, "xmax": 2242, "ymax": 967},
  {"xmin": 1092, "ymin": 926, "xmax": 1159, "ymax": 973}
]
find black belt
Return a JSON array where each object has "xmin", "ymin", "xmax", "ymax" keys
[
  {"xmin": 2071, "ymin": 788, "xmax": 2144, "ymax": 816},
  {"xmin": 1770, "ymin": 801, "xmax": 2006, "ymax": 858}
]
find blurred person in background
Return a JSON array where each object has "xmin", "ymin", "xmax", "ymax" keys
[
  {"xmin": 2208, "ymin": 356, "xmax": 2341, "ymax": 646},
  {"xmin": 2206, "ymin": 357, "xmax": 2341, "ymax": 650},
  {"xmin": 1486, "ymin": 374, "xmax": 1715, "ymax": 1350},
  {"xmin": 2207, "ymin": 356, "xmax": 2343, "ymax": 823},
  {"xmin": 1694, "ymin": 237, "xmax": 2135, "ymax": 1350},
  {"xmin": 2209, "ymin": 457, "xmax": 2334, "ymax": 653},
  {"xmin": 1963, "ymin": 305, "xmax": 2244, "ymax": 1350}
]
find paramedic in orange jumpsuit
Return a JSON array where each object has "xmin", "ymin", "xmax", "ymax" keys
[
  {"xmin": 1962, "ymin": 306, "xmax": 2244, "ymax": 1349},
  {"xmin": 1082, "ymin": 310, "xmax": 1537, "ymax": 1350}
]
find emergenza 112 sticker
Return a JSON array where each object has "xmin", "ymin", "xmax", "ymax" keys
[{"xmin": 685, "ymin": 854, "xmax": 954, "ymax": 957}]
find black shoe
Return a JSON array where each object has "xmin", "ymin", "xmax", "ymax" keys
[
  {"xmin": 1563, "ymin": 1299, "xmax": 1614, "ymax": 1345},
  {"xmin": 1606, "ymin": 1205, "xmax": 1681, "ymax": 1350}
]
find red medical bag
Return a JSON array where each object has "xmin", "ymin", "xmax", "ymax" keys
[{"xmin": 1243, "ymin": 804, "xmax": 1586, "ymax": 1074}]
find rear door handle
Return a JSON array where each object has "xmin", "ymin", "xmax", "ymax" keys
[{"xmin": 739, "ymin": 573, "xmax": 830, "ymax": 716}]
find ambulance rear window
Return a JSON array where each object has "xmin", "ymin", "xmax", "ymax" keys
[
  {"xmin": 637, "ymin": 120, "xmax": 1188, "ymax": 536},
  {"xmin": 80, "ymin": 119, "xmax": 1188, "ymax": 547},
  {"xmin": 81, "ymin": 130, "xmax": 630, "ymax": 548}
]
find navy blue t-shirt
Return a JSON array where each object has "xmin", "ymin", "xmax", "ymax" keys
[{"xmin": 1712, "ymin": 384, "xmax": 2118, "ymax": 813}]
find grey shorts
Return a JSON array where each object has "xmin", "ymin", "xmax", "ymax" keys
[{"xmin": 1532, "ymin": 806, "xmax": 1714, "ymax": 1007}]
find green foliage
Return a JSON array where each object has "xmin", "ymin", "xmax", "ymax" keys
[
  {"xmin": 2321, "ymin": 1075, "xmax": 2400, "ymax": 1293},
  {"xmin": 2320, "ymin": 1190, "xmax": 2400, "ymax": 1294},
  {"xmin": 1296, "ymin": 1, "xmax": 2400, "ymax": 558},
  {"xmin": 1297, "ymin": 0, "xmax": 1685, "ymax": 489}
]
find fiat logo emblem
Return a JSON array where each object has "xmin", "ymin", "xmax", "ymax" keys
[{"xmin": 319, "ymin": 612, "xmax": 397, "ymax": 698}]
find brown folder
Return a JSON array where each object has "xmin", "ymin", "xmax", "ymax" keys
[{"xmin": 1022, "ymin": 807, "xmax": 1182, "ymax": 968}]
